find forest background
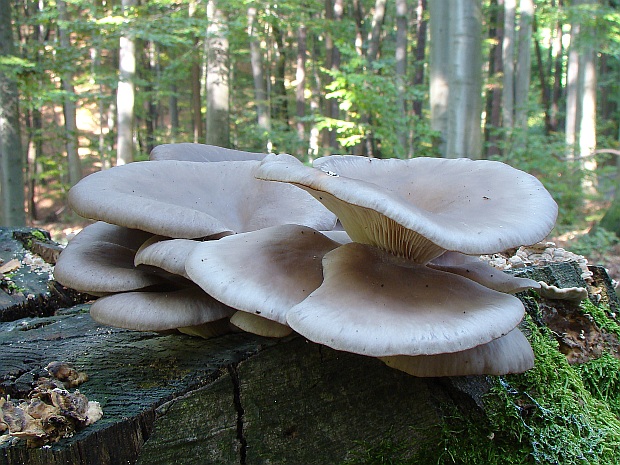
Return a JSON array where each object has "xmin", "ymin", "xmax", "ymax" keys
[{"xmin": 1, "ymin": 0, "xmax": 620, "ymax": 269}]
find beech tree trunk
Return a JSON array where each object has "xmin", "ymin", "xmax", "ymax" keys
[
  {"xmin": 205, "ymin": 0, "xmax": 230, "ymax": 148},
  {"xmin": 446, "ymin": 0, "xmax": 482, "ymax": 159},
  {"xmin": 565, "ymin": 1, "xmax": 581, "ymax": 159},
  {"xmin": 485, "ymin": 0, "xmax": 504, "ymax": 157},
  {"xmin": 0, "ymin": 0, "xmax": 25, "ymax": 226},
  {"xmin": 116, "ymin": 0, "xmax": 136, "ymax": 165},
  {"xmin": 248, "ymin": 6, "xmax": 270, "ymax": 141},
  {"xmin": 412, "ymin": 0, "xmax": 427, "ymax": 119},
  {"xmin": 514, "ymin": 0, "xmax": 533, "ymax": 131},
  {"xmin": 296, "ymin": 25, "xmax": 307, "ymax": 155},
  {"xmin": 395, "ymin": 0, "xmax": 408, "ymax": 156},
  {"xmin": 502, "ymin": 0, "xmax": 516, "ymax": 131},
  {"xmin": 429, "ymin": 0, "xmax": 451, "ymax": 156},
  {"xmin": 189, "ymin": 1, "xmax": 203, "ymax": 144},
  {"xmin": 57, "ymin": 0, "xmax": 82, "ymax": 186},
  {"xmin": 322, "ymin": 0, "xmax": 342, "ymax": 152}
]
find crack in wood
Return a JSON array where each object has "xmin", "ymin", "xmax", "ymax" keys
[{"xmin": 228, "ymin": 364, "xmax": 247, "ymax": 465}]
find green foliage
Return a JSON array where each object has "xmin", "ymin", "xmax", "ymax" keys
[
  {"xmin": 580, "ymin": 299, "xmax": 620, "ymax": 338},
  {"xmin": 579, "ymin": 353, "xmax": 620, "ymax": 417},
  {"xmin": 568, "ymin": 228, "xmax": 620, "ymax": 258}
]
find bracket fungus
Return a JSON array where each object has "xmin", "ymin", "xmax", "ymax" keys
[{"xmin": 55, "ymin": 144, "xmax": 567, "ymax": 378}]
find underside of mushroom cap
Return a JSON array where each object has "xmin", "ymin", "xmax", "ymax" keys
[
  {"xmin": 380, "ymin": 328, "xmax": 534, "ymax": 377},
  {"xmin": 286, "ymin": 242, "xmax": 526, "ymax": 357},
  {"xmin": 256, "ymin": 154, "xmax": 558, "ymax": 262},
  {"xmin": 90, "ymin": 287, "xmax": 235, "ymax": 331},
  {"xmin": 429, "ymin": 251, "xmax": 541, "ymax": 294},
  {"xmin": 54, "ymin": 222, "xmax": 164, "ymax": 295},
  {"xmin": 185, "ymin": 224, "xmax": 340, "ymax": 325},
  {"xmin": 229, "ymin": 311, "xmax": 293, "ymax": 337},
  {"xmin": 69, "ymin": 159, "xmax": 336, "ymax": 238},
  {"xmin": 150, "ymin": 143, "xmax": 266, "ymax": 162},
  {"xmin": 135, "ymin": 237, "xmax": 201, "ymax": 279}
]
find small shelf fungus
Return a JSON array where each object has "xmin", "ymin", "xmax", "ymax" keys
[{"xmin": 55, "ymin": 144, "xmax": 565, "ymax": 377}]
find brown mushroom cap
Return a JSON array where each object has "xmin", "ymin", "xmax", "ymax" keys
[
  {"xmin": 286, "ymin": 242, "xmax": 526, "ymax": 357},
  {"xmin": 68, "ymin": 160, "xmax": 336, "ymax": 239},
  {"xmin": 54, "ymin": 222, "xmax": 164, "ymax": 295},
  {"xmin": 90, "ymin": 287, "xmax": 235, "ymax": 331},
  {"xmin": 380, "ymin": 328, "xmax": 534, "ymax": 377},
  {"xmin": 256, "ymin": 154, "xmax": 558, "ymax": 262},
  {"xmin": 185, "ymin": 224, "xmax": 340, "ymax": 325},
  {"xmin": 150, "ymin": 143, "xmax": 266, "ymax": 162},
  {"xmin": 428, "ymin": 251, "xmax": 541, "ymax": 294}
]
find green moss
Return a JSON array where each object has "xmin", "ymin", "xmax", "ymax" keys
[{"xmin": 580, "ymin": 299, "xmax": 620, "ymax": 338}]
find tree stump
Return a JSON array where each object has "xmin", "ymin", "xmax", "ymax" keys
[{"xmin": 1, "ymin": 228, "xmax": 620, "ymax": 464}]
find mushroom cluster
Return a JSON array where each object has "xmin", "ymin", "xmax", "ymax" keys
[{"xmin": 55, "ymin": 144, "xmax": 561, "ymax": 377}]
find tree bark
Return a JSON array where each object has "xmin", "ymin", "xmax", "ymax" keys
[
  {"xmin": 395, "ymin": 0, "xmax": 408, "ymax": 156},
  {"xmin": 57, "ymin": 0, "xmax": 82, "ymax": 186},
  {"xmin": 412, "ymin": 0, "xmax": 427, "ymax": 118},
  {"xmin": 429, "ymin": 0, "xmax": 451, "ymax": 156},
  {"xmin": 502, "ymin": 0, "xmax": 516, "ymax": 131},
  {"xmin": 0, "ymin": 0, "xmax": 26, "ymax": 226},
  {"xmin": 447, "ymin": 0, "xmax": 482, "ymax": 159},
  {"xmin": 205, "ymin": 0, "xmax": 230, "ymax": 148},
  {"xmin": 116, "ymin": 0, "xmax": 136, "ymax": 165},
  {"xmin": 485, "ymin": 0, "xmax": 504, "ymax": 158},
  {"xmin": 565, "ymin": 1, "xmax": 581, "ymax": 159},
  {"xmin": 189, "ymin": 0, "xmax": 203, "ymax": 144},
  {"xmin": 322, "ymin": 0, "xmax": 342, "ymax": 152},
  {"xmin": 366, "ymin": 0, "xmax": 387, "ymax": 65},
  {"xmin": 271, "ymin": 24, "xmax": 289, "ymax": 124},
  {"xmin": 296, "ymin": 25, "xmax": 307, "ymax": 154},
  {"xmin": 247, "ymin": 6, "xmax": 270, "ymax": 141},
  {"xmin": 533, "ymin": 17, "xmax": 552, "ymax": 134},
  {"xmin": 514, "ymin": 0, "xmax": 533, "ymax": 131}
]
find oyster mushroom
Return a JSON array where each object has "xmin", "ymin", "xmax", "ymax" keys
[
  {"xmin": 256, "ymin": 154, "xmax": 558, "ymax": 263},
  {"xmin": 286, "ymin": 243, "xmax": 526, "ymax": 357},
  {"xmin": 54, "ymin": 222, "xmax": 165, "ymax": 296},
  {"xmin": 380, "ymin": 327, "xmax": 534, "ymax": 377},
  {"xmin": 68, "ymin": 159, "xmax": 336, "ymax": 239},
  {"xmin": 185, "ymin": 224, "xmax": 341, "ymax": 327},
  {"xmin": 150, "ymin": 143, "xmax": 266, "ymax": 162}
]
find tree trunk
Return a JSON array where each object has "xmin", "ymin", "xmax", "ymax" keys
[
  {"xmin": 502, "ymin": 0, "xmax": 516, "ymax": 131},
  {"xmin": 579, "ymin": 36, "xmax": 596, "ymax": 161},
  {"xmin": 514, "ymin": 0, "xmax": 533, "ymax": 131},
  {"xmin": 447, "ymin": 0, "xmax": 482, "ymax": 159},
  {"xmin": 533, "ymin": 17, "xmax": 552, "ymax": 134},
  {"xmin": 296, "ymin": 25, "xmax": 307, "ymax": 155},
  {"xmin": 57, "ymin": 0, "xmax": 82, "ymax": 186},
  {"xmin": 429, "ymin": 0, "xmax": 451, "ymax": 156},
  {"xmin": 169, "ymin": 84, "xmax": 179, "ymax": 142},
  {"xmin": 366, "ymin": 0, "xmax": 387, "ymax": 64},
  {"xmin": 247, "ymin": 6, "xmax": 270, "ymax": 142},
  {"xmin": 189, "ymin": 1, "xmax": 203, "ymax": 144},
  {"xmin": 116, "ymin": 0, "xmax": 136, "ymax": 165},
  {"xmin": 272, "ymin": 24, "xmax": 289, "ymax": 124},
  {"xmin": 395, "ymin": 0, "xmax": 408, "ymax": 156},
  {"xmin": 550, "ymin": 13, "xmax": 563, "ymax": 132},
  {"xmin": 485, "ymin": 0, "xmax": 504, "ymax": 158},
  {"xmin": 412, "ymin": 0, "xmax": 427, "ymax": 119},
  {"xmin": 322, "ymin": 0, "xmax": 342, "ymax": 152},
  {"xmin": 205, "ymin": 0, "xmax": 230, "ymax": 148},
  {"xmin": 565, "ymin": 1, "xmax": 581, "ymax": 159},
  {"xmin": 0, "ymin": 0, "xmax": 26, "ymax": 226}
]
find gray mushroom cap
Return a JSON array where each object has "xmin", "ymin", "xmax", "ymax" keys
[
  {"xmin": 428, "ymin": 251, "xmax": 541, "ymax": 294},
  {"xmin": 90, "ymin": 287, "xmax": 235, "ymax": 331},
  {"xmin": 54, "ymin": 222, "xmax": 163, "ymax": 295},
  {"xmin": 229, "ymin": 311, "xmax": 293, "ymax": 337},
  {"xmin": 150, "ymin": 143, "xmax": 266, "ymax": 162},
  {"xmin": 380, "ymin": 328, "xmax": 534, "ymax": 377},
  {"xmin": 256, "ymin": 154, "xmax": 558, "ymax": 262},
  {"xmin": 135, "ymin": 237, "xmax": 200, "ymax": 279},
  {"xmin": 68, "ymin": 159, "xmax": 336, "ymax": 239},
  {"xmin": 186, "ymin": 224, "xmax": 340, "ymax": 325},
  {"xmin": 286, "ymin": 242, "xmax": 526, "ymax": 357}
]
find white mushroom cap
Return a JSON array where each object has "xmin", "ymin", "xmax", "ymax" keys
[
  {"xmin": 256, "ymin": 154, "xmax": 558, "ymax": 262},
  {"xmin": 54, "ymin": 222, "xmax": 164, "ymax": 295},
  {"xmin": 68, "ymin": 160, "xmax": 336, "ymax": 239},
  {"xmin": 380, "ymin": 328, "xmax": 534, "ymax": 377},
  {"xmin": 428, "ymin": 251, "xmax": 541, "ymax": 294},
  {"xmin": 135, "ymin": 237, "xmax": 200, "ymax": 279},
  {"xmin": 185, "ymin": 224, "xmax": 340, "ymax": 325},
  {"xmin": 229, "ymin": 311, "xmax": 293, "ymax": 338},
  {"xmin": 90, "ymin": 287, "xmax": 235, "ymax": 331},
  {"xmin": 286, "ymin": 243, "xmax": 526, "ymax": 357},
  {"xmin": 150, "ymin": 143, "xmax": 266, "ymax": 162},
  {"xmin": 538, "ymin": 282, "xmax": 589, "ymax": 302}
]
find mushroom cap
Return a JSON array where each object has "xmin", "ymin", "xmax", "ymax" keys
[
  {"xmin": 185, "ymin": 224, "xmax": 340, "ymax": 324},
  {"xmin": 68, "ymin": 160, "xmax": 336, "ymax": 239},
  {"xmin": 229, "ymin": 311, "xmax": 293, "ymax": 338},
  {"xmin": 90, "ymin": 287, "xmax": 235, "ymax": 331},
  {"xmin": 428, "ymin": 251, "xmax": 541, "ymax": 294},
  {"xmin": 150, "ymin": 143, "xmax": 266, "ymax": 162},
  {"xmin": 286, "ymin": 242, "xmax": 526, "ymax": 357},
  {"xmin": 256, "ymin": 154, "xmax": 558, "ymax": 262},
  {"xmin": 380, "ymin": 328, "xmax": 534, "ymax": 377},
  {"xmin": 54, "ymin": 222, "xmax": 164, "ymax": 295},
  {"xmin": 135, "ymin": 237, "xmax": 200, "ymax": 279},
  {"xmin": 538, "ymin": 281, "xmax": 589, "ymax": 302}
]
